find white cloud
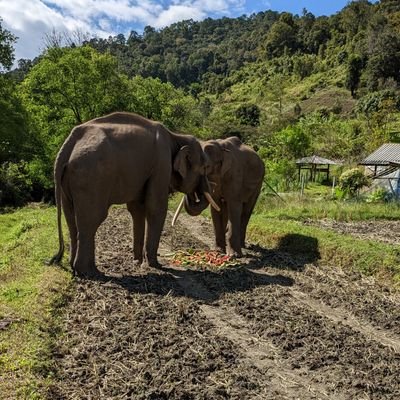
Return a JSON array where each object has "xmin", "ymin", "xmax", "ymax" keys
[
  {"xmin": 152, "ymin": 5, "xmax": 205, "ymax": 28},
  {"xmin": 0, "ymin": 0, "xmax": 247, "ymax": 61}
]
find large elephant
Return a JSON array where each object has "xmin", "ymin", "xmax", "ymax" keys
[
  {"xmin": 50, "ymin": 112, "xmax": 219, "ymax": 277},
  {"xmin": 177, "ymin": 136, "xmax": 264, "ymax": 257}
]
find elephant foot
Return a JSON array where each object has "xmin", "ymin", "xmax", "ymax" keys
[
  {"xmin": 74, "ymin": 265, "xmax": 102, "ymax": 279},
  {"xmin": 227, "ymin": 249, "xmax": 243, "ymax": 258},
  {"xmin": 141, "ymin": 258, "xmax": 163, "ymax": 269},
  {"xmin": 133, "ymin": 258, "xmax": 143, "ymax": 267},
  {"xmin": 214, "ymin": 246, "xmax": 226, "ymax": 254}
]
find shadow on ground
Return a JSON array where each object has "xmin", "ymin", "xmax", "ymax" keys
[
  {"xmin": 83, "ymin": 233, "xmax": 320, "ymax": 302},
  {"xmin": 246, "ymin": 233, "xmax": 320, "ymax": 272},
  {"xmin": 89, "ymin": 266, "xmax": 293, "ymax": 302}
]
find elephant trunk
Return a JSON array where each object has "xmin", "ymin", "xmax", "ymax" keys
[
  {"xmin": 171, "ymin": 176, "xmax": 220, "ymax": 226},
  {"xmin": 184, "ymin": 176, "xmax": 220, "ymax": 215},
  {"xmin": 184, "ymin": 192, "xmax": 210, "ymax": 216}
]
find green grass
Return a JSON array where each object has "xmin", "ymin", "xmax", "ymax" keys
[
  {"xmin": 247, "ymin": 215, "xmax": 400, "ymax": 286},
  {"xmin": 255, "ymin": 192, "xmax": 400, "ymax": 221},
  {"xmin": 0, "ymin": 205, "xmax": 71, "ymax": 400}
]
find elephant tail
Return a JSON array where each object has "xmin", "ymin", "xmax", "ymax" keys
[
  {"xmin": 48, "ymin": 163, "xmax": 65, "ymax": 265},
  {"xmin": 48, "ymin": 127, "xmax": 81, "ymax": 265}
]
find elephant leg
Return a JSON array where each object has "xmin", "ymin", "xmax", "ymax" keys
[
  {"xmin": 61, "ymin": 192, "xmax": 77, "ymax": 269},
  {"xmin": 143, "ymin": 183, "xmax": 169, "ymax": 268},
  {"xmin": 240, "ymin": 210, "xmax": 251, "ymax": 249},
  {"xmin": 227, "ymin": 200, "xmax": 243, "ymax": 257},
  {"xmin": 240, "ymin": 189, "xmax": 262, "ymax": 248},
  {"xmin": 127, "ymin": 201, "xmax": 145, "ymax": 266},
  {"xmin": 211, "ymin": 202, "xmax": 228, "ymax": 253},
  {"xmin": 74, "ymin": 200, "xmax": 108, "ymax": 277}
]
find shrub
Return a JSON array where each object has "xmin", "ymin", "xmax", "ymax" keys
[
  {"xmin": 339, "ymin": 168, "xmax": 370, "ymax": 198},
  {"xmin": 366, "ymin": 188, "xmax": 392, "ymax": 203},
  {"xmin": 0, "ymin": 162, "xmax": 33, "ymax": 206}
]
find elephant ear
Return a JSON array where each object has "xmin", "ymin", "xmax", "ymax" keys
[
  {"xmin": 221, "ymin": 149, "xmax": 234, "ymax": 177},
  {"xmin": 174, "ymin": 145, "xmax": 190, "ymax": 178}
]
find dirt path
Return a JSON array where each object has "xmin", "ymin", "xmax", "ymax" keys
[{"xmin": 49, "ymin": 208, "xmax": 400, "ymax": 399}]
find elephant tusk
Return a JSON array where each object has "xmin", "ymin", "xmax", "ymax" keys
[
  {"xmin": 172, "ymin": 195, "xmax": 185, "ymax": 227},
  {"xmin": 194, "ymin": 192, "xmax": 200, "ymax": 203},
  {"xmin": 205, "ymin": 191, "xmax": 221, "ymax": 212}
]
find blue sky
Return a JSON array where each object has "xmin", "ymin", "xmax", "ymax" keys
[{"xmin": 0, "ymin": 1, "xmax": 359, "ymax": 62}]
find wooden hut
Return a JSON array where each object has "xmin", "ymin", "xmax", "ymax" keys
[{"xmin": 296, "ymin": 155, "xmax": 339, "ymax": 182}]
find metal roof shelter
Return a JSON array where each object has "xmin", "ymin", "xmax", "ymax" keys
[
  {"xmin": 359, "ymin": 143, "xmax": 400, "ymax": 177},
  {"xmin": 359, "ymin": 143, "xmax": 400, "ymax": 166},
  {"xmin": 359, "ymin": 143, "xmax": 400, "ymax": 196},
  {"xmin": 296, "ymin": 155, "xmax": 339, "ymax": 181}
]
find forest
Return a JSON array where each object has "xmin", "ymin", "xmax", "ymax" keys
[{"xmin": 1, "ymin": 0, "xmax": 400, "ymax": 206}]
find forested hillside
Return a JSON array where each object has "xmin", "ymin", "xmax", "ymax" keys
[{"xmin": 1, "ymin": 0, "xmax": 400, "ymax": 206}]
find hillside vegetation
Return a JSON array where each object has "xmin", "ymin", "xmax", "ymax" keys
[{"xmin": 1, "ymin": 0, "xmax": 400, "ymax": 205}]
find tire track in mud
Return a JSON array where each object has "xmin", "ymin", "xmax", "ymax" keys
[
  {"xmin": 50, "ymin": 207, "xmax": 400, "ymax": 399},
  {"xmin": 169, "ymin": 210, "xmax": 400, "ymax": 352},
  {"xmin": 166, "ymin": 210, "xmax": 400, "ymax": 399},
  {"xmin": 165, "ymin": 263, "xmax": 336, "ymax": 399},
  {"xmin": 287, "ymin": 287, "xmax": 400, "ymax": 353}
]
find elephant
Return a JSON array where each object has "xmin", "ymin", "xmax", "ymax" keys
[
  {"xmin": 174, "ymin": 136, "xmax": 264, "ymax": 257},
  {"xmin": 50, "ymin": 112, "xmax": 219, "ymax": 277}
]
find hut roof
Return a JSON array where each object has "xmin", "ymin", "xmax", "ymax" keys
[
  {"xmin": 296, "ymin": 155, "xmax": 338, "ymax": 165},
  {"xmin": 359, "ymin": 143, "xmax": 400, "ymax": 166}
]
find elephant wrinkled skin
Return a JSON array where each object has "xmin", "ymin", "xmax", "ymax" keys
[
  {"xmin": 50, "ymin": 112, "xmax": 211, "ymax": 277},
  {"xmin": 184, "ymin": 137, "xmax": 265, "ymax": 257}
]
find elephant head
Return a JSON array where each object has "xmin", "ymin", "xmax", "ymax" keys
[
  {"xmin": 170, "ymin": 137, "xmax": 220, "ymax": 225},
  {"xmin": 172, "ymin": 139, "xmax": 232, "ymax": 224}
]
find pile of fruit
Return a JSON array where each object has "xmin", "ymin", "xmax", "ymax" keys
[{"xmin": 168, "ymin": 249, "xmax": 239, "ymax": 269}]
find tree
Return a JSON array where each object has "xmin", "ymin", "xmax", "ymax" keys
[
  {"xmin": 0, "ymin": 20, "xmax": 31, "ymax": 164},
  {"xmin": 21, "ymin": 46, "xmax": 129, "ymax": 125},
  {"xmin": 264, "ymin": 74, "xmax": 287, "ymax": 119},
  {"xmin": 0, "ymin": 75, "xmax": 30, "ymax": 163},
  {"xmin": 364, "ymin": 24, "xmax": 400, "ymax": 90},
  {"xmin": 264, "ymin": 19, "xmax": 297, "ymax": 57},
  {"xmin": 346, "ymin": 54, "xmax": 363, "ymax": 97},
  {"xmin": 18, "ymin": 46, "xmax": 131, "ymax": 196},
  {"xmin": 235, "ymin": 104, "xmax": 260, "ymax": 126},
  {"xmin": 340, "ymin": 0, "xmax": 374, "ymax": 38},
  {"xmin": 0, "ymin": 18, "xmax": 16, "ymax": 71},
  {"xmin": 127, "ymin": 76, "xmax": 199, "ymax": 131},
  {"xmin": 273, "ymin": 125, "xmax": 311, "ymax": 159}
]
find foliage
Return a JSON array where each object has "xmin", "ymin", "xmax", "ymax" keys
[
  {"xmin": 339, "ymin": 168, "xmax": 370, "ymax": 197},
  {"xmin": 366, "ymin": 187, "xmax": 392, "ymax": 203},
  {"xmin": 0, "ymin": 162, "xmax": 32, "ymax": 206},
  {"xmin": 127, "ymin": 76, "xmax": 201, "ymax": 131},
  {"xmin": 0, "ymin": 76, "xmax": 31, "ymax": 163},
  {"xmin": 273, "ymin": 124, "xmax": 311, "ymax": 159},
  {"xmin": 2, "ymin": 2, "xmax": 400, "ymax": 206},
  {"xmin": 235, "ymin": 104, "xmax": 260, "ymax": 126},
  {"xmin": 0, "ymin": 18, "xmax": 16, "ymax": 71},
  {"xmin": 21, "ymin": 46, "xmax": 129, "ymax": 125},
  {"xmin": 346, "ymin": 54, "xmax": 363, "ymax": 97}
]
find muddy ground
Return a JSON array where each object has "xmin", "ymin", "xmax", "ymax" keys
[{"xmin": 49, "ymin": 208, "xmax": 400, "ymax": 400}]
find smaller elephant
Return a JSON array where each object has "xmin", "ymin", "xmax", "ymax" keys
[{"xmin": 179, "ymin": 136, "xmax": 265, "ymax": 257}]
